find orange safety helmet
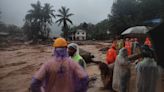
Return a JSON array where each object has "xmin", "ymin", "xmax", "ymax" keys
[{"xmin": 53, "ymin": 38, "xmax": 67, "ymax": 48}]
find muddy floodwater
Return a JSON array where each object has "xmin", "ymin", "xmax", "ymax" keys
[{"xmin": 0, "ymin": 42, "xmax": 163, "ymax": 92}]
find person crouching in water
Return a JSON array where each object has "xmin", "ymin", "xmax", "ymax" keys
[
  {"xmin": 68, "ymin": 43, "xmax": 87, "ymax": 69},
  {"xmin": 113, "ymin": 48, "xmax": 130, "ymax": 92},
  {"xmin": 30, "ymin": 38, "xmax": 88, "ymax": 92}
]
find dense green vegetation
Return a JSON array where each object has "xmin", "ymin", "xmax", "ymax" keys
[{"xmin": 72, "ymin": 0, "xmax": 163, "ymax": 40}]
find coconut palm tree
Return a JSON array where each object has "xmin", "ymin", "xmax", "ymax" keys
[
  {"xmin": 25, "ymin": 1, "xmax": 43, "ymax": 41},
  {"xmin": 24, "ymin": 1, "xmax": 55, "ymax": 41},
  {"xmin": 25, "ymin": 1, "xmax": 42, "ymax": 23},
  {"xmin": 56, "ymin": 6, "xmax": 74, "ymax": 39},
  {"xmin": 42, "ymin": 3, "xmax": 55, "ymax": 24},
  {"xmin": 42, "ymin": 3, "xmax": 55, "ymax": 38}
]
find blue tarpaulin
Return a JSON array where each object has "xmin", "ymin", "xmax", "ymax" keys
[{"xmin": 144, "ymin": 18, "xmax": 162, "ymax": 25}]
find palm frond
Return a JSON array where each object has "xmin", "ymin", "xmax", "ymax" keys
[
  {"xmin": 56, "ymin": 14, "xmax": 63, "ymax": 17},
  {"xmin": 61, "ymin": 6, "xmax": 66, "ymax": 12},
  {"xmin": 28, "ymin": 10, "xmax": 34, "ymax": 14},
  {"xmin": 31, "ymin": 4, "xmax": 36, "ymax": 9},
  {"xmin": 58, "ymin": 9, "xmax": 65, "ymax": 16},
  {"xmin": 55, "ymin": 6, "xmax": 74, "ymax": 28},
  {"xmin": 25, "ymin": 14, "xmax": 34, "ymax": 21},
  {"xmin": 61, "ymin": 6, "xmax": 67, "ymax": 16},
  {"xmin": 48, "ymin": 19, "xmax": 53, "ymax": 25},
  {"xmin": 56, "ymin": 18, "xmax": 63, "ymax": 26},
  {"xmin": 65, "ymin": 8, "xmax": 70, "ymax": 14},
  {"xmin": 66, "ymin": 18, "xmax": 73, "ymax": 24},
  {"xmin": 66, "ymin": 13, "xmax": 74, "ymax": 17},
  {"xmin": 51, "ymin": 13, "xmax": 56, "ymax": 18}
]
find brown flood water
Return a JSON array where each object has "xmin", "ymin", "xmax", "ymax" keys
[{"xmin": 0, "ymin": 43, "xmax": 163, "ymax": 92}]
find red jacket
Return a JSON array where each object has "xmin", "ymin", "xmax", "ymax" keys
[
  {"xmin": 106, "ymin": 47, "xmax": 117, "ymax": 64},
  {"xmin": 144, "ymin": 37, "xmax": 152, "ymax": 48},
  {"xmin": 125, "ymin": 41, "xmax": 132, "ymax": 56}
]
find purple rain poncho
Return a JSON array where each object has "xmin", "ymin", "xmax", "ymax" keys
[{"xmin": 31, "ymin": 48, "xmax": 88, "ymax": 92}]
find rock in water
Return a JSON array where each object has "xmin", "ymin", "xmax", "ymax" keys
[{"xmin": 79, "ymin": 48, "xmax": 95, "ymax": 63}]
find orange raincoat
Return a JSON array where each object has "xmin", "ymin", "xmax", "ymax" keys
[
  {"xmin": 144, "ymin": 37, "xmax": 152, "ymax": 48},
  {"xmin": 125, "ymin": 41, "xmax": 132, "ymax": 56},
  {"xmin": 106, "ymin": 44, "xmax": 117, "ymax": 64}
]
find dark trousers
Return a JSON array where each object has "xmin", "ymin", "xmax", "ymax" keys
[{"xmin": 120, "ymin": 73, "xmax": 130, "ymax": 92}]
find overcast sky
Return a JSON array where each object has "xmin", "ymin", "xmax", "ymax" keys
[{"xmin": 0, "ymin": 0, "xmax": 114, "ymax": 34}]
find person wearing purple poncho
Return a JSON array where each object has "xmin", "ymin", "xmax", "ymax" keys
[{"xmin": 30, "ymin": 38, "xmax": 88, "ymax": 92}]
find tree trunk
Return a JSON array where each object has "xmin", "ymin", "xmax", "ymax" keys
[{"xmin": 63, "ymin": 20, "xmax": 68, "ymax": 40}]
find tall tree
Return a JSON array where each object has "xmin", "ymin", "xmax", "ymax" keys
[
  {"xmin": 42, "ymin": 3, "xmax": 55, "ymax": 38},
  {"xmin": 24, "ymin": 1, "xmax": 55, "ymax": 41},
  {"xmin": 92, "ymin": 19, "xmax": 110, "ymax": 40},
  {"xmin": 56, "ymin": 6, "xmax": 74, "ymax": 40},
  {"xmin": 138, "ymin": 0, "xmax": 162, "ymax": 21},
  {"xmin": 109, "ymin": 0, "xmax": 141, "ymax": 35},
  {"xmin": 25, "ymin": 1, "xmax": 43, "ymax": 41},
  {"xmin": 25, "ymin": 1, "xmax": 42, "ymax": 23},
  {"xmin": 108, "ymin": 0, "xmax": 163, "ymax": 36}
]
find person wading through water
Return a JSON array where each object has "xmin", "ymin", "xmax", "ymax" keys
[{"xmin": 30, "ymin": 38, "xmax": 88, "ymax": 92}]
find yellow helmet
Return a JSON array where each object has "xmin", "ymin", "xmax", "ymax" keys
[{"xmin": 53, "ymin": 38, "xmax": 67, "ymax": 48}]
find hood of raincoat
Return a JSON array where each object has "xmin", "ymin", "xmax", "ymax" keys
[
  {"xmin": 118, "ymin": 47, "xmax": 128, "ymax": 57},
  {"xmin": 117, "ymin": 48, "xmax": 129, "ymax": 67},
  {"xmin": 54, "ymin": 48, "xmax": 69, "ymax": 61},
  {"xmin": 68, "ymin": 43, "xmax": 80, "ymax": 56},
  {"xmin": 141, "ymin": 45, "xmax": 154, "ymax": 58}
]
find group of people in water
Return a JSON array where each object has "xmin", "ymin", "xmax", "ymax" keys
[
  {"xmin": 105, "ymin": 36, "xmax": 160, "ymax": 92},
  {"xmin": 30, "ymin": 37, "xmax": 160, "ymax": 92}
]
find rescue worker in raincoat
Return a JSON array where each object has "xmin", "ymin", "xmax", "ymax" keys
[
  {"xmin": 130, "ymin": 38, "xmax": 135, "ymax": 54},
  {"xmin": 136, "ymin": 45, "xmax": 159, "ymax": 92},
  {"xmin": 144, "ymin": 37, "xmax": 152, "ymax": 48},
  {"xmin": 106, "ymin": 43, "xmax": 117, "ymax": 65},
  {"xmin": 30, "ymin": 38, "xmax": 88, "ymax": 92},
  {"xmin": 117, "ymin": 39, "xmax": 124, "ymax": 50},
  {"xmin": 125, "ymin": 38, "xmax": 132, "ymax": 56},
  {"xmin": 113, "ymin": 48, "xmax": 130, "ymax": 92},
  {"xmin": 68, "ymin": 43, "xmax": 87, "ymax": 69},
  {"xmin": 132, "ymin": 38, "xmax": 141, "ymax": 54},
  {"xmin": 118, "ymin": 48, "xmax": 130, "ymax": 92}
]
